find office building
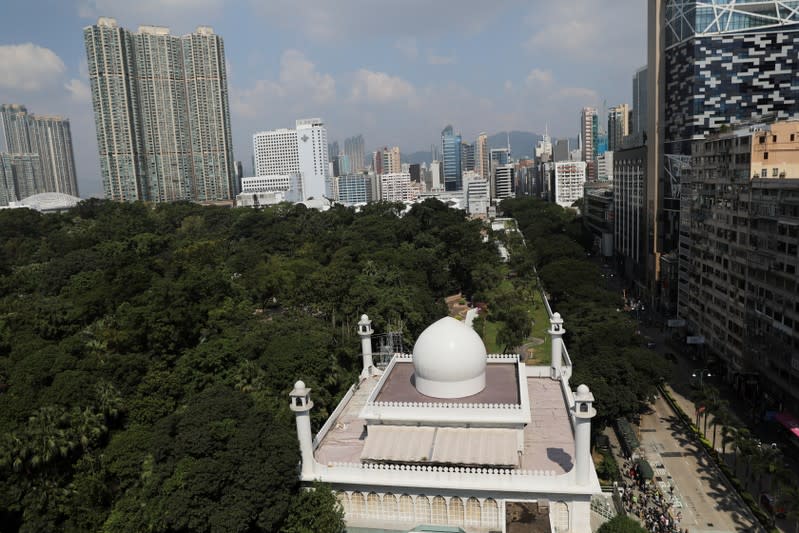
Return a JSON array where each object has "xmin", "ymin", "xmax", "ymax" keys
[
  {"xmin": 613, "ymin": 142, "xmax": 648, "ymax": 291},
  {"xmin": 466, "ymin": 178, "xmax": 490, "ymax": 217},
  {"xmin": 535, "ymin": 129, "xmax": 553, "ymax": 162},
  {"xmin": 430, "ymin": 160, "xmax": 443, "ymax": 191},
  {"xmin": 253, "ymin": 118, "xmax": 329, "ymax": 201},
  {"xmin": 607, "ymin": 104, "xmax": 630, "ymax": 152},
  {"xmin": 678, "ymin": 121, "xmax": 799, "ymax": 412},
  {"xmin": 597, "ymin": 152, "xmax": 614, "ymax": 182},
  {"xmin": 0, "ymin": 104, "xmax": 78, "ymax": 197},
  {"xmin": 336, "ymin": 174, "xmax": 373, "ymax": 206},
  {"xmin": 553, "ymin": 139, "xmax": 570, "ymax": 162},
  {"xmin": 631, "ymin": 67, "xmax": 648, "ymax": 135},
  {"xmin": 328, "ymin": 141, "xmax": 340, "ymax": 162},
  {"xmin": 0, "ymin": 153, "xmax": 42, "ymax": 206},
  {"xmin": 344, "ymin": 135, "xmax": 366, "ymax": 173},
  {"xmin": 583, "ymin": 184, "xmax": 614, "ymax": 257},
  {"xmin": 84, "ymin": 18, "xmax": 234, "ymax": 202},
  {"xmin": 647, "ymin": 0, "xmax": 799, "ymax": 310},
  {"xmin": 441, "ymin": 125, "xmax": 462, "ymax": 191},
  {"xmin": 476, "ymin": 132, "xmax": 489, "ymax": 179},
  {"xmin": 493, "ymin": 164, "xmax": 514, "ymax": 200},
  {"xmin": 296, "ymin": 118, "xmax": 330, "ymax": 199},
  {"xmin": 291, "ymin": 313, "xmax": 600, "ymax": 532},
  {"xmin": 409, "ymin": 163, "xmax": 421, "ymax": 183},
  {"xmin": 554, "ymin": 161, "xmax": 586, "ymax": 208},
  {"xmin": 461, "ymin": 142, "xmax": 475, "ymax": 174}
]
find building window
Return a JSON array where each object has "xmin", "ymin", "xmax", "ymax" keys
[
  {"xmin": 449, "ymin": 497, "xmax": 464, "ymax": 526},
  {"xmin": 759, "ymin": 136, "xmax": 766, "ymax": 144},
  {"xmin": 382, "ymin": 493, "xmax": 397, "ymax": 522},
  {"xmin": 764, "ymin": 152, "xmax": 769, "ymax": 160},
  {"xmin": 773, "ymin": 168, "xmax": 779, "ymax": 177},
  {"xmin": 367, "ymin": 492, "xmax": 381, "ymax": 520},
  {"xmin": 483, "ymin": 499, "xmax": 499, "ymax": 529},
  {"xmin": 398, "ymin": 495, "xmax": 414, "ymax": 522},
  {"xmin": 761, "ymin": 169, "xmax": 768, "ymax": 178},
  {"xmin": 792, "ymin": 134, "xmax": 796, "ymax": 142},
  {"xmin": 465, "ymin": 498, "xmax": 482, "ymax": 527},
  {"xmin": 415, "ymin": 495, "xmax": 431, "ymax": 523},
  {"xmin": 431, "ymin": 496, "xmax": 447, "ymax": 524}
]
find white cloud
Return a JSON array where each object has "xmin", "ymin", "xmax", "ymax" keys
[
  {"xmin": 350, "ymin": 69, "xmax": 416, "ymax": 104},
  {"xmin": 65, "ymin": 79, "xmax": 92, "ymax": 103},
  {"xmin": 394, "ymin": 37, "xmax": 419, "ymax": 60},
  {"xmin": 525, "ymin": 68, "xmax": 553, "ymax": 86},
  {"xmin": 231, "ymin": 49, "xmax": 335, "ymax": 117},
  {"xmin": 427, "ymin": 54, "xmax": 456, "ymax": 66},
  {"xmin": 0, "ymin": 44, "xmax": 66, "ymax": 91}
]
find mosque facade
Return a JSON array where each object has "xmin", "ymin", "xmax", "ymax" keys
[{"xmin": 290, "ymin": 310, "xmax": 601, "ymax": 532}]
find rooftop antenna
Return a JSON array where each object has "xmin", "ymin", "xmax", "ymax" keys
[{"xmin": 507, "ymin": 131, "xmax": 511, "ymax": 159}]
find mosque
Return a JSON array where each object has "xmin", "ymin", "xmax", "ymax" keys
[{"xmin": 289, "ymin": 309, "xmax": 601, "ymax": 532}]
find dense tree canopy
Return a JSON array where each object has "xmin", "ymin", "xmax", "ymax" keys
[
  {"xmin": 501, "ymin": 198, "xmax": 671, "ymax": 426},
  {"xmin": 0, "ymin": 199, "xmax": 501, "ymax": 532}
]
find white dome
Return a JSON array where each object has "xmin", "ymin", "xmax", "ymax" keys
[{"xmin": 412, "ymin": 317, "xmax": 487, "ymax": 399}]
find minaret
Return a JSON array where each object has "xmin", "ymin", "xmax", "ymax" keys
[
  {"xmin": 358, "ymin": 314, "xmax": 375, "ymax": 379},
  {"xmin": 548, "ymin": 312, "xmax": 565, "ymax": 379},
  {"xmin": 573, "ymin": 384, "xmax": 596, "ymax": 486},
  {"xmin": 289, "ymin": 380, "xmax": 315, "ymax": 478}
]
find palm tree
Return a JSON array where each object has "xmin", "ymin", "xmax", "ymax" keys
[{"xmin": 709, "ymin": 400, "xmax": 730, "ymax": 450}]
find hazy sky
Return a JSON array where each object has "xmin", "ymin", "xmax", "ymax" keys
[{"xmin": 0, "ymin": 0, "xmax": 646, "ymax": 198}]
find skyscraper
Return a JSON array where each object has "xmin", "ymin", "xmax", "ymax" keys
[
  {"xmin": 0, "ymin": 153, "xmax": 42, "ymax": 205},
  {"xmin": 344, "ymin": 134, "xmax": 366, "ymax": 173},
  {"xmin": 631, "ymin": 67, "xmax": 648, "ymax": 135},
  {"xmin": 441, "ymin": 125, "xmax": 462, "ymax": 191},
  {"xmin": 373, "ymin": 146, "xmax": 401, "ymax": 175},
  {"xmin": 475, "ymin": 132, "xmax": 489, "ymax": 180},
  {"xmin": 607, "ymin": 104, "xmax": 630, "ymax": 152},
  {"xmin": 461, "ymin": 142, "xmax": 475, "ymax": 174},
  {"xmin": 0, "ymin": 104, "xmax": 78, "ymax": 197},
  {"xmin": 580, "ymin": 107, "xmax": 598, "ymax": 180},
  {"xmin": 84, "ymin": 17, "xmax": 234, "ymax": 202},
  {"xmin": 646, "ymin": 0, "xmax": 799, "ymax": 310}
]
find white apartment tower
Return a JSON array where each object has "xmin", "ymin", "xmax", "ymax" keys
[
  {"xmin": 84, "ymin": 18, "xmax": 234, "ymax": 202},
  {"xmin": 379, "ymin": 172, "xmax": 413, "ymax": 202},
  {"xmin": 554, "ymin": 161, "xmax": 587, "ymax": 208}
]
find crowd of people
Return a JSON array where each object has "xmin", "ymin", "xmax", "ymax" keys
[{"xmin": 618, "ymin": 459, "xmax": 685, "ymax": 533}]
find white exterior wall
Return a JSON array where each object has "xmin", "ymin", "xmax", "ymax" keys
[
  {"xmin": 494, "ymin": 164, "xmax": 514, "ymax": 200},
  {"xmin": 467, "ymin": 178, "xmax": 489, "ymax": 217},
  {"xmin": 253, "ymin": 129, "xmax": 299, "ymax": 176},
  {"xmin": 380, "ymin": 172, "xmax": 413, "ymax": 202},
  {"xmin": 296, "ymin": 118, "xmax": 329, "ymax": 200},
  {"xmin": 554, "ymin": 161, "xmax": 586, "ymax": 208},
  {"xmin": 597, "ymin": 151, "xmax": 614, "ymax": 181},
  {"xmin": 241, "ymin": 174, "xmax": 303, "ymax": 202}
]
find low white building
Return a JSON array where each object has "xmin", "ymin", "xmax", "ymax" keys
[
  {"xmin": 291, "ymin": 311, "xmax": 601, "ymax": 532},
  {"xmin": 466, "ymin": 178, "xmax": 490, "ymax": 217},
  {"xmin": 236, "ymin": 174, "xmax": 303, "ymax": 207},
  {"xmin": 554, "ymin": 162, "xmax": 587, "ymax": 209}
]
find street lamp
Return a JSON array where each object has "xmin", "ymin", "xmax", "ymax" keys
[{"xmin": 691, "ymin": 368, "xmax": 712, "ymax": 389}]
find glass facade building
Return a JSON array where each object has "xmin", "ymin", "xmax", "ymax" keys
[{"xmin": 441, "ymin": 125, "xmax": 462, "ymax": 191}]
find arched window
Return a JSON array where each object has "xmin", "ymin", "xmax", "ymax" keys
[
  {"xmin": 350, "ymin": 492, "xmax": 365, "ymax": 519},
  {"xmin": 431, "ymin": 496, "xmax": 448, "ymax": 525},
  {"xmin": 553, "ymin": 501, "xmax": 570, "ymax": 532},
  {"xmin": 398, "ymin": 494, "xmax": 414, "ymax": 522},
  {"xmin": 382, "ymin": 493, "xmax": 398, "ymax": 522},
  {"xmin": 482, "ymin": 498, "xmax": 499, "ymax": 529},
  {"xmin": 416, "ymin": 495, "xmax": 431, "ymax": 523},
  {"xmin": 465, "ymin": 497, "xmax": 481, "ymax": 527},
  {"xmin": 449, "ymin": 497, "xmax": 464, "ymax": 526},
  {"xmin": 335, "ymin": 492, "xmax": 350, "ymax": 518},
  {"xmin": 367, "ymin": 492, "xmax": 381, "ymax": 520}
]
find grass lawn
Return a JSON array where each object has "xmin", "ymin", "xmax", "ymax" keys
[
  {"xmin": 481, "ymin": 319, "xmax": 504, "ymax": 354},
  {"xmin": 526, "ymin": 289, "xmax": 552, "ymax": 365}
]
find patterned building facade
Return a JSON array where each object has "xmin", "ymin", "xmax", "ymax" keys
[{"xmin": 84, "ymin": 18, "xmax": 234, "ymax": 203}]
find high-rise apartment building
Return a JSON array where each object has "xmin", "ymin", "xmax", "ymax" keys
[
  {"xmin": 493, "ymin": 164, "xmax": 515, "ymax": 200},
  {"xmin": 613, "ymin": 143, "xmax": 648, "ymax": 287},
  {"xmin": 344, "ymin": 135, "xmax": 366, "ymax": 173},
  {"xmin": 607, "ymin": 104, "xmax": 630, "ymax": 152},
  {"xmin": 554, "ymin": 161, "xmax": 586, "ymax": 208},
  {"xmin": 678, "ymin": 121, "xmax": 799, "ymax": 412},
  {"xmin": 0, "ymin": 104, "xmax": 78, "ymax": 197},
  {"xmin": 580, "ymin": 108, "xmax": 598, "ymax": 180},
  {"xmin": 253, "ymin": 129, "xmax": 300, "ymax": 175},
  {"xmin": 441, "ymin": 125, "xmax": 462, "ymax": 191},
  {"xmin": 475, "ymin": 133, "xmax": 489, "ymax": 180},
  {"xmin": 379, "ymin": 172, "xmax": 413, "ymax": 202},
  {"xmin": 631, "ymin": 67, "xmax": 648, "ymax": 135},
  {"xmin": 373, "ymin": 146, "xmax": 401, "ymax": 175},
  {"xmin": 0, "ymin": 153, "xmax": 42, "ymax": 206},
  {"xmin": 84, "ymin": 17, "xmax": 234, "ymax": 202}
]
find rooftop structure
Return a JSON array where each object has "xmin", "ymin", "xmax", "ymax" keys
[{"xmin": 292, "ymin": 310, "xmax": 599, "ymax": 532}]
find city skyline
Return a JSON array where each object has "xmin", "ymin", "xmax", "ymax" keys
[{"xmin": 0, "ymin": 0, "xmax": 645, "ymax": 197}]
